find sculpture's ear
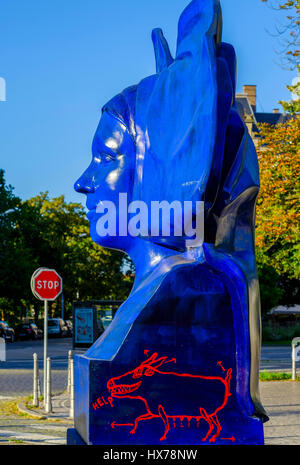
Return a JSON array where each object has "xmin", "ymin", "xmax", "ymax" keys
[
  {"xmin": 152, "ymin": 28, "xmax": 174, "ymax": 73},
  {"xmin": 215, "ymin": 4, "xmax": 223, "ymax": 45}
]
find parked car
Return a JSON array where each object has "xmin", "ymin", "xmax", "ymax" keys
[
  {"xmin": 48, "ymin": 318, "xmax": 68, "ymax": 337},
  {"xmin": 15, "ymin": 323, "xmax": 43, "ymax": 341},
  {"xmin": 0, "ymin": 321, "xmax": 15, "ymax": 343},
  {"xmin": 65, "ymin": 320, "xmax": 73, "ymax": 337}
]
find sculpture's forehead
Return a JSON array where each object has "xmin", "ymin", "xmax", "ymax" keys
[{"xmin": 92, "ymin": 111, "xmax": 133, "ymax": 154}]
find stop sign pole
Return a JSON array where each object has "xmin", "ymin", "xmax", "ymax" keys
[{"xmin": 31, "ymin": 268, "xmax": 63, "ymax": 401}]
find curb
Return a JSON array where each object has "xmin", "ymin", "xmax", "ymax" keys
[
  {"xmin": 17, "ymin": 401, "xmax": 47, "ymax": 419},
  {"xmin": 17, "ymin": 401, "xmax": 73, "ymax": 422}
]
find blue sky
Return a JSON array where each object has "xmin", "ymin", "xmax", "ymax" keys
[{"xmin": 0, "ymin": 0, "xmax": 296, "ymax": 205}]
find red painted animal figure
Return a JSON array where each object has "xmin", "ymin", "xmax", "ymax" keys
[{"xmin": 107, "ymin": 353, "xmax": 232, "ymax": 442}]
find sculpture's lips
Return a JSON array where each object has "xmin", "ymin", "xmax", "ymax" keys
[{"xmin": 108, "ymin": 381, "xmax": 142, "ymax": 396}]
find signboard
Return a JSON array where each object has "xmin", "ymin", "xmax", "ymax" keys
[
  {"xmin": 31, "ymin": 268, "xmax": 62, "ymax": 301},
  {"xmin": 73, "ymin": 304, "xmax": 99, "ymax": 349},
  {"xmin": 75, "ymin": 308, "xmax": 94, "ymax": 344}
]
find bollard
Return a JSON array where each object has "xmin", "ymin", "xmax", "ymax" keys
[
  {"xmin": 38, "ymin": 375, "xmax": 41, "ymax": 398},
  {"xmin": 67, "ymin": 350, "xmax": 72, "ymax": 394},
  {"xmin": 32, "ymin": 353, "xmax": 39, "ymax": 407},
  {"xmin": 69, "ymin": 358, "xmax": 74, "ymax": 420},
  {"xmin": 292, "ymin": 337, "xmax": 300, "ymax": 380},
  {"xmin": 0, "ymin": 337, "xmax": 5, "ymax": 362},
  {"xmin": 45, "ymin": 357, "xmax": 52, "ymax": 413}
]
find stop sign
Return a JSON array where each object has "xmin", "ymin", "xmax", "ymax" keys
[{"xmin": 31, "ymin": 268, "xmax": 63, "ymax": 301}]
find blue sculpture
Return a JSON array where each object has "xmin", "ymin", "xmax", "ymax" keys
[{"xmin": 68, "ymin": 0, "xmax": 268, "ymax": 445}]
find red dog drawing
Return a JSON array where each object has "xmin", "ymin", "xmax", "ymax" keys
[{"xmin": 107, "ymin": 352, "xmax": 232, "ymax": 442}]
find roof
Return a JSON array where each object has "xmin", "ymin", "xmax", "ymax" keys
[
  {"xmin": 235, "ymin": 94, "xmax": 292, "ymax": 129},
  {"xmin": 268, "ymin": 305, "xmax": 300, "ymax": 315},
  {"xmin": 255, "ymin": 112, "xmax": 292, "ymax": 125},
  {"xmin": 236, "ymin": 94, "xmax": 256, "ymax": 121}
]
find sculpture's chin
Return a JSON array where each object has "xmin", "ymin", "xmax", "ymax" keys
[
  {"xmin": 90, "ymin": 231, "xmax": 120, "ymax": 250},
  {"xmin": 88, "ymin": 219, "xmax": 129, "ymax": 252}
]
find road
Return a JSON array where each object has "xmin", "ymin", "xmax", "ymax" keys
[
  {"xmin": 0, "ymin": 340, "xmax": 297, "ymax": 396},
  {"xmin": 0, "ymin": 382, "xmax": 299, "ymax": 445},
  {"xmin": 2, "ymin": 339, "xmax": 294, "ymax": 371},
  {"xmin": 260, "ymin": 345, "xmax": 297, "ymax": 372},
  {"xmin": 0, "ymin": 340, "xmax": 299, "ymax": 445},
  {"xmin": 0, "ymin": 337, "xmax": 85, "ymax": 396}
]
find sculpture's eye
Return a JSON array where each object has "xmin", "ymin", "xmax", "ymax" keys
[{"xmin": 101, "ymin": 152, "xmax": 116, "ymax": 164}]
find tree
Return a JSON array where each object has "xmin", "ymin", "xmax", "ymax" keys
[
  {"xmin": 261, "ymin": 0, "xmax": 300, "ymax": 69},
  {"xmin": 256, "ymin": 115, "xmax": 300, "ymax": 312},
  {"xmin": 279, "ymin": 66, "xmax": 300, "ymax": 113},
  {"xmin": 0, "ymin": 174, "xmax": 133, "ymax": 323},
  {"xmin": 0, "ymin": 170, "xmax": 39, "ymax": 322},
  {"xmin": 261, "ymin": 0, "xmax": 300, "ymax": 113},
  {"xmin": 26, "ymin": 193, "xmax": 133, "ymax": 315}
]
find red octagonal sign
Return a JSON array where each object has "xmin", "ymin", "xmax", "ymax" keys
[{"xmin": 31, "ymin": 268, "xmax": 63, "ymax": 301}]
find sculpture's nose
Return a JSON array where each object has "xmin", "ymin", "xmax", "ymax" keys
[{"xmin": 74, "ymin": 170, "xmax": 95, "ymax": 194}]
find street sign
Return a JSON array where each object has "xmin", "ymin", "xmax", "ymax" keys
[
  {"xmin": 292, "ymin": 337, "xmax": 300, "ymax": 362},
  {"xmin": 31, "ymin": 268, "xmax": 63, "ymax": 301}
]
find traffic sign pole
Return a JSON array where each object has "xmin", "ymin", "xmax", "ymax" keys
[
  {"xmin": 31, "ymin": 268, "xmax": 62, "ymax": 405},
  {"xmin": 43, "ymin": 299, "xmax": 48, "ymax": 401}
]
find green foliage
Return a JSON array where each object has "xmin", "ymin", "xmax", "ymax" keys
[
  {"xmin": 256, "ymin": 257, "xmax": 284, "ymax": 314},
  {"xmin": 256, "ymin": 116, "xmax": 300, "ymax": 313},
  {"xmin": 259, "ymin": 371, "xmax": 299, "ymax": 381},
  {"xmin": 257, "ymin": 1, "xmax": 299, "ymax": 316},
  {"xmin": 262, "ymin": 324, "xmax": 300, "ymax": 341}
]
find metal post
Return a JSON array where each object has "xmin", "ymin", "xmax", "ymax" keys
[
  {"xmin": 69, "ymin": 358, "xmax": 74, "ymax": 420},
  {"xmin": 33, "ymin": 353, "xmax": 39, "ymax": 407},
  {"xmin": 292, "ymin": 343, "xmax": 296, "ymax": 381},
  {"xmin": 67, "ymin": 350, "xmax": 72, "ymax": 393},
  {"xmin": 61, "ymin": 293, "xmax": 64, "ymax": 320},
  {"xmin": 292, "ymin": 337, "xmax": 300, "ymax": 381},
  {"xmin": 45, "ymin": 357, "xmax": 52, "ymax": 413},
  {"xmin": 38, "ymin": 376, "xmax": 41, "ymax": 398},
  {"xmin": 43, "ymin": 300, "xmax": 48, "ymax": 401},
  {"xmin": 0, "ymin": 337, "xmax": 6, "ymax": 362}
]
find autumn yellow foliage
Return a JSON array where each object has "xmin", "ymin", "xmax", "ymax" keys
[{"xmin": 256, "ymin": 115, "xmax": 300, "ymax": 280}]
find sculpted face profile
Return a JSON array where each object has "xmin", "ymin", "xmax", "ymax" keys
[
  {"xmin": 75, "ymin": 0, "xmax": 222, "ymax": 276},
  {"xmin": 70, "ymin": 0, "xmax": 268, "ymax": 446}
]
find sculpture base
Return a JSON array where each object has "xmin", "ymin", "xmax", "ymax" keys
[
  {"xmin": 67, "ymin": 428, "xmax": 87, "ymax": 445},
  {"xmin": 67, "ymin": 415, "xmax": 264, "ymax": 446},
  {"xmin": 70, "ymin": 262, "xmax": 265, "ymax": 446}
]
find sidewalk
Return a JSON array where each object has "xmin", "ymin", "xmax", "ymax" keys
[
  {"xmin": 17, "ymin": 391, "xmax": 71, "ymax": 420},
  {"xmin": 0, "ymin": 392, "xmax": 73, "ymax": 445},
  {"xmin": 261, "ymin": 381, "xmax": 300, "ymax": 445},
  {"xmin": 0, "ymin": 381, "xmax": 299, "ymax": 445}
]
